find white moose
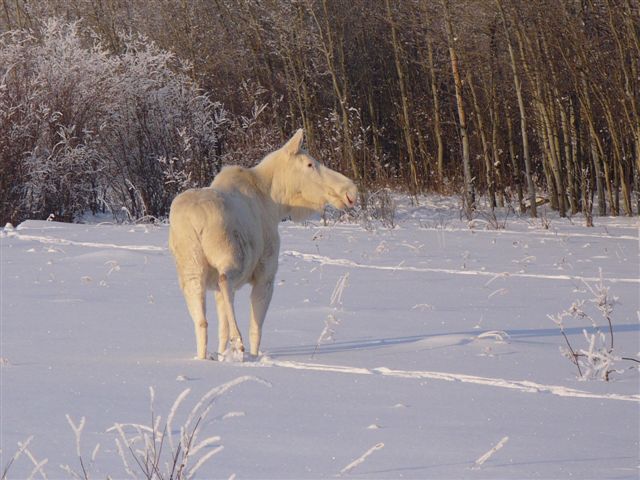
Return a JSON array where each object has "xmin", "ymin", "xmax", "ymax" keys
[{"xmin": 169, "ymin": 129, "xmax": 357, "ymax": 360}]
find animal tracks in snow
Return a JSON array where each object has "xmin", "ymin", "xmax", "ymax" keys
[
  {"xmin": 416, "ymin": 224, "xmax": 639, "ymax": 242},
  {"xmin": 254, "ymin": 357, "xmax": 640, "ymax": 403},
  {"xmin": 282, "ymin": 250, "xmax": 640, "ymax": 284},
  {"xmin": 4, "ymin": 231, "xmax": 166, "ymax": 253},
  {"xmin": 6, "ymin": 229, "xmax": 636, "ymax": 285}
]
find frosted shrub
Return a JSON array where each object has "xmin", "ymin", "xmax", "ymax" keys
[
  {"xmin": 0, "ymin": 21, "xmax": 110, "ymax": 222},
  {"xmin": 23, "ymin": 125, "xmax": 101, "ymax": 222},
  {"xmin": 105, "ymin": 378, "xmax": 270, "ymax": 480},
  {"xmin": 357, "ymin": 188, "xmax": 396, "ymax": 230},
  {"xmin": 2, "ymin": 376, "xmax": 269, "ymax": 479},
  {"xmin": 98, "ymin": 37, "xmax": 226, "ymax": 220},
  {"xmin": 547, "ymin": 271, "xmax": 635, "ymax": 381},
  {"xmin": 0, "ymin": 19, "xmax": 226, "ymax": 224},
  {"xmin": 217, "ymin": 80, "xmax": 279, "ymax": 169}
]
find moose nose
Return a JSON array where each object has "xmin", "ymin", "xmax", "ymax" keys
[
  {"xmin": 345, "ymin": 184, "xmax": 358, "ymax": 207},
  {"xmin": 346, "ymin": 192, "xmax": 355, "ymax": 206}
]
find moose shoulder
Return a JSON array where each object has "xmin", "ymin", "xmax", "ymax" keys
[{"xmin": 169, "ymin": 129, "xmax": 357, "ymax": 360}]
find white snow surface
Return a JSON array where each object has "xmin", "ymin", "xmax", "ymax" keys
[{"xmin": 1, "ymin": 197, "xmax": 639, "ymax": 479}]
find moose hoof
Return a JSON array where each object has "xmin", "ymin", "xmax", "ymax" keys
[
  {"xmin": 221, "ymin": 349, "xmax": 244, "ymax": 363},
  {"xmin": 220, "ymin": 340, "xmax": 244, "ymax": 363},
  {"xmin": 246, "ymin": 352, "xmax": 262, "ymax": 362},
  {"xmin": 194, "ymin": 353, "xmax": 216, "ymax": 361},
  {"xmin": 231, "ymin": 338, "xmax": 245, "ymax": 352}
]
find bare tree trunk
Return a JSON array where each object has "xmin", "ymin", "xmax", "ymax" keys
[
  {"xmin": 385, "ymin": 0, "xmax": 419, "ymax": 193},
  {"xmin": 277, "ymin": 7, "xmax": 315, "ymax": 151},
  {"xmin": 366, "ymin": 89, "xmax": 384, "ymax": 179},
  {"xmin": 532, "ymin": 34, "xmax": 566, "ymax": 216},
  {"xmin": 2, "ymin": 0, "xmax": 13, "ymax": 29},
  {"xmin": 582, "ymin": 157, "xmax": 594, "ymax": 227},
  {"xmin": 567, "ymin": 97, "xmax": 581, "ymax": 214},
  {"xmin": 427, "ymin": 36, "xmax": 445, "ymax": 185},
  {"xmin": 541, "ymin": 100, "xmax": 566, "ymax": 216},
  {"xmin": 587, "ymin": 127, "xmax": 606, "ymax": 216},
  {"xmin": 602, "ymin": 0, "xmax": 635, "ymax": 215},
  {"xmin": 490, "ymin": 100, "xmax": 505, "ymax": 208},
  {"xmin": 538, "ymin": 118, "xmax": 559, "ymax": 211},
  {"xmin": 622, "ymin": 0, "xmax": 640, "ymax": 213},
  {"xmin": 601, "ymin": 103, "xmax": 630, "ymax": 215},
  {"xmin": 580, "ymin": 74, "xmax": 614, "ymax": 215},
  {"xmin": 468, "ymin": 72, "xmax": 496, "ymax": 209},
  {"xmin": 506, "ymin": 110, "xmax": 524, "ymax": 212},
  {"xmin": 309, "ymin": 0, "xmax": 359, "ymax": 181},
  {"xmin": 443, "ymin": 0, "xmax": 474, "ymax": 211},
  {"xmin": 497, "ymin": 0, "xmax": 536, "ymax": 216},
  {"xmin": 559, "ymin": 99, "xmax": 577, "ymax": 214}
]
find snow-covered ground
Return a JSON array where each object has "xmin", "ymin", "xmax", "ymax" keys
[{"xmin": 1, "ymin": 197, "xmax": 639, "ymax": 479}]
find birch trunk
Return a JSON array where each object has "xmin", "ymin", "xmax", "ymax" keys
[
  {"xmin": 427, "ymin": 37, "xmax": 445, "ymax": 184},
  {"xmin": 497, "ymin": 0, "xmax": 536, "ymax": 216},
  {"xmin": 468, "ymin": 72, "xmax": 496, "ymax": 209},
  {"xmin": 386, "ymin": 0, "xmax": 419, "ymax": 193},
  {"xmin": 443, "ymin": 0, "xmax": 474, "ymax": 210}
]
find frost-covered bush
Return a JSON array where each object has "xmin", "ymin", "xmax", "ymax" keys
[
  {"xmin": 547, "ymin": 272, "xmax": 633, "ymax": 381},
  {"xmin": 0, "ymin": 19, "xmax": 226, "ymax": 223},
  {"xmin": 215, "ymin": 80, "xmax": 280, "ymax": 169},
  {"xmin": 2, "ymin": 376, "xmax": 269, "ymax": 479},
  {"xmin": 98, "ymin": 35, "xmax": 227, "ymax": 220}
]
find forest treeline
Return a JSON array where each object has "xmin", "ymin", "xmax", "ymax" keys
[{"xmin": 1, "ymin": 0, "xmax": 638, "ymax": 224}]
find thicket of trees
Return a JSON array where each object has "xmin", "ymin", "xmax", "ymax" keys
[
  {"xmin": 1, "ymin": 0, "xmax": 638, "ymax": 224},
  {"xmin": 0, "ymin": 20, "xmax": 227, "ymax": 222}
]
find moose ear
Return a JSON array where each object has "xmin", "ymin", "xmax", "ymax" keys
[{"xmin": 283, "ymin": 129, "xmax": 304, "ymax": 155}]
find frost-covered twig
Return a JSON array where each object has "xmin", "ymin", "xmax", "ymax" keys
[
  {"xmin": 487, "ymin": 288, "xmax": 508, "ymax": 299},
  {"xmin": 312, "ymin": 273, "xmax": 350, "ymax": 358},
  {"xmin": 1, "ymin": 436, "xmax": 31, "ymax": 479},
  {"xmin": 330, "ymin": 273, "xmax": 350, "ymax": 308},
  {"xmin": 311, "ymin": 314, "xmax": 340, "ymax": 359},
  {"xmin": 473, "ymin": 436, "xmax": 509, "ymax": 469},
  {"xmin": 167, "ymin": 388, "xmax": 191, "ymax": 455},
  {"xmin": 1, "ymin": 436, "xmax": 50, "ymax": 480},
  {"xmin": 548, "ymin": 310, "xmax": 584, "ymax": 378},
  {"xmin": 63, "ymin": 414, "xmax": 89, "ymax": 479},
  {"xmin": 186, "ymin": 445, "xmax": 224, "ymax": 480},
  {"xmin": 182, "ymin": 376, "xmax": 270, "ymax": 444},
  {"xmin": 113, "ymin": 437, "xmax": 136, "ymax": 479},
  {"xmin": 582, "ymin": 269, "xmax": 616, "ymax": 351},
  {"xmin": 339, "ymin": 443, "xmax": 384, "ymax": 475},
  {"xmin": 65, "ymin": 415, "xmax": 85, "ymax": 459},
  {"xmin": 25, "ymin": 451, "xmax": 48, "ymax": 480},
  {"xmin": 475, "ymin": 330, "xmax": 510, "ymax": 343}
]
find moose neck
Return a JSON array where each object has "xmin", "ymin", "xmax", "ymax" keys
[{"xmin": 252, "ymin": 152, "xmax": 298, "ymax": 222}]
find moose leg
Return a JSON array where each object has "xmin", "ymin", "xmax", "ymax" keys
[
  {"xmin": 249, "ymin": 279, "xmax": 274, "ymax": 357},
  {"xmin": 218, "ymin": 273, "xmax": 245, "ymax": 359},
  {"xmin": 182, "ymin": 277, "xmax": 208, "ymax": 360},
  {"xmin": 213, "ymin": 288, "xmax": 229, "ymax": 357}
]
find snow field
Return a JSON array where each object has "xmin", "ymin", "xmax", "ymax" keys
[{"xmin": 1, "ymin": 198, "xmax": 639, "ymax": 478}]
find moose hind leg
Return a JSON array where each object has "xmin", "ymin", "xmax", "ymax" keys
[
  {"xmin": 218, "ymin": 273, "xmax": 245, "ymax": 360},
  {"xmin": 213, "ymin": 288, "xmax": 229, "ymax": 357},
  {"xmin": 182, "ymin": 277, "xmax": 208, "ymax": 360}
]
